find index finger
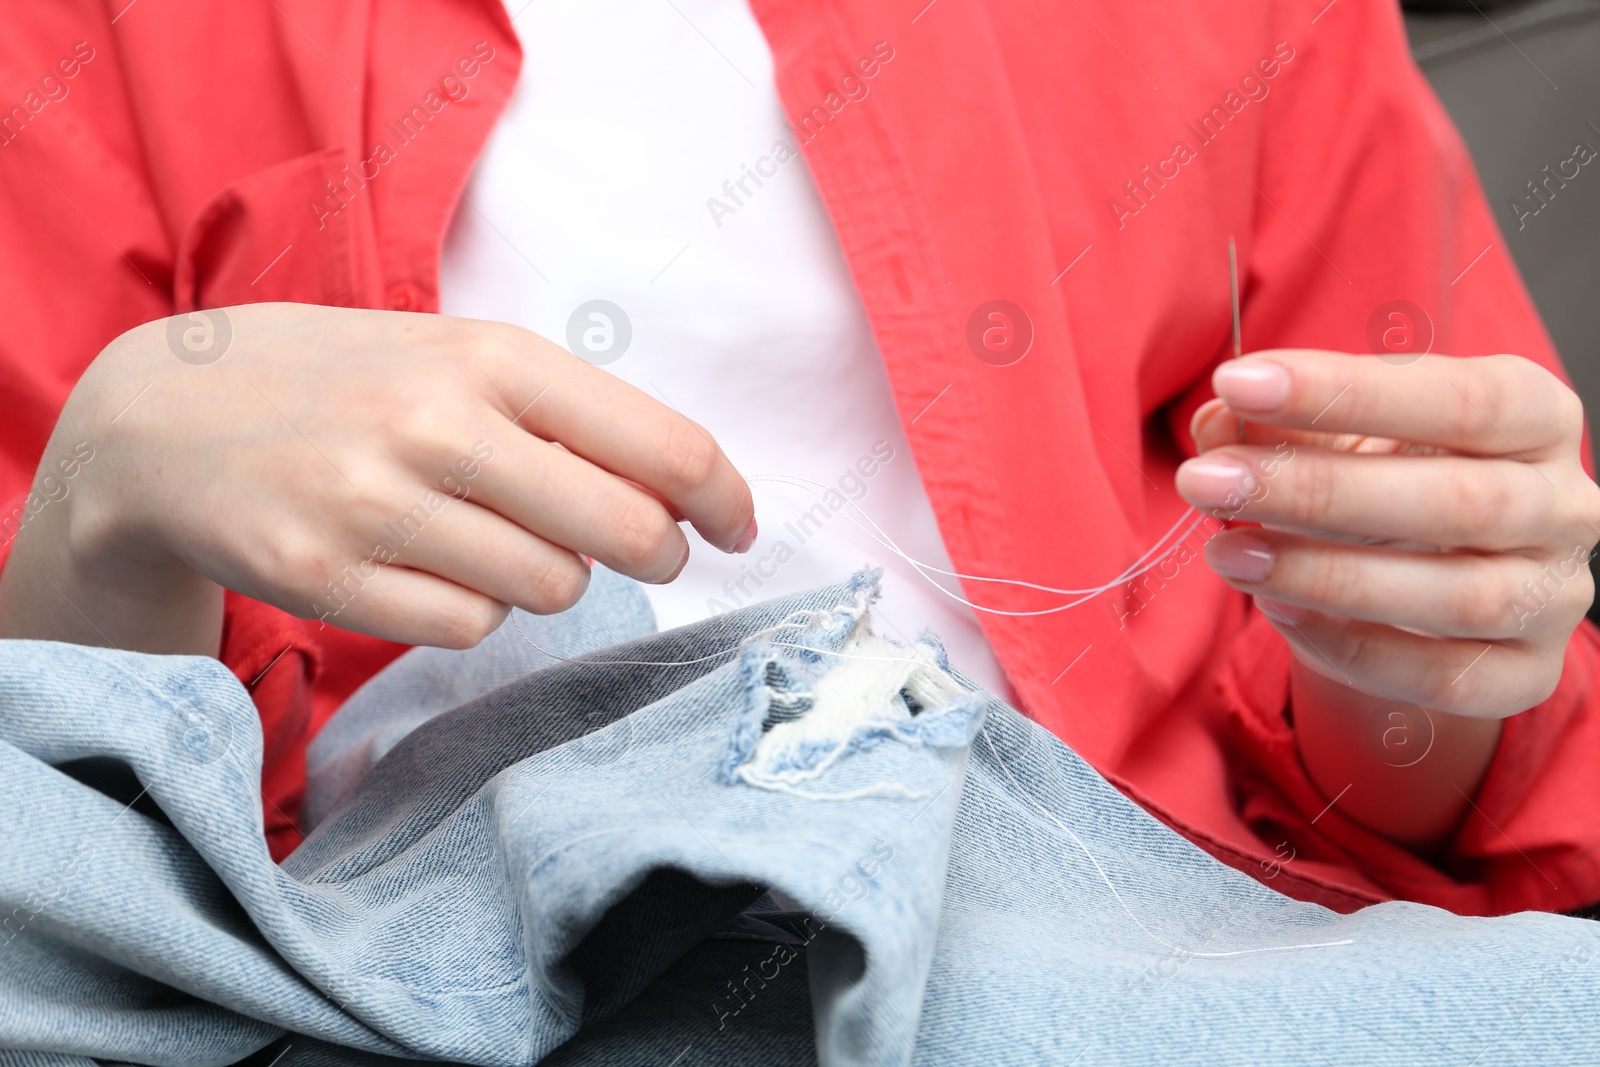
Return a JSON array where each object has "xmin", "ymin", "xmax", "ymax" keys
[
  {"xmin": 1212, "ymin": 350, "xmax": 1582, "ymax": 459},
  {"xmin": 490, "ymin": 333, "xmax": 755, "ymax": 552}
]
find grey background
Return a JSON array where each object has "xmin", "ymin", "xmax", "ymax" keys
[{"xmin": 1403, "ymin": 0, "xmax": 1600, "ymax": 616}]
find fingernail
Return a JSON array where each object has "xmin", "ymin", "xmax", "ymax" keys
[
  {"xmin": 1214, "ymin": 361, "xmax": 1290, "ymax": 413},
  {"xmin": 732, "ymin": 519, "xmax": 758, "ymax": 554},
  {"xmin": 1206, "ymin": 532, "xmax": 1275, "ymax": 581},
  {"xmin": 1176, "ymin": 457, "xmax": 1258, "ymax": 510},
  {"xmin": 1253, "ymin": 594, "xmax": 1307, "ymax": 625}
]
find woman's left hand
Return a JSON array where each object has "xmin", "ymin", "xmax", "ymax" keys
[{"xmin": 1177, "ymin": 349, "xmax": 1600, "ymax": 720}]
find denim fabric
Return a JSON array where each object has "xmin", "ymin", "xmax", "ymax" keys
[
  {"xmin": 302, "ymin": 568, "xmax": 657, "ymax": 829},
  {"xmin": 227, "ymin": 918, "xmax": 819, "ymax": 1067},
  {"xmin": 3, "ymin": 568, "xmax": 1600, "ymax": 1067}
]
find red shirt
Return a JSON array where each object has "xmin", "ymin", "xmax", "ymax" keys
[{"xmin": 3, "ymin": 0, "xmax": 1596, "ymax": 913}]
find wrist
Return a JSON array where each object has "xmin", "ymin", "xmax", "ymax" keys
[
  {"xmin": 1290, "ymin": 659, "xmax": 1502, "ymax": 849},
  {"xmin": 0, "ymin": 416, "xmax": 224, "ymax": 656}
]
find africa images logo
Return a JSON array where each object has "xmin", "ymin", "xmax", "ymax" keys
[{"xmin": 166, "ymin": 308, "xmax": 233, "ymax": 366}]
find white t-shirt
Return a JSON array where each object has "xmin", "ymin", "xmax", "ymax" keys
[{"xmin": 438, "ymin": 0, "xmax": 1013, "ymax": 699}]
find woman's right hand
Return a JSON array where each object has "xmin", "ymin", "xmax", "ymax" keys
[{"xmin": 0, "ymin": 303, "xmax": 756, "ymax": 655}]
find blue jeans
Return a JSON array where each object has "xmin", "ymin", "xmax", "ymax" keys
[{"xmin": 3, "ymin": 567, "xmax": 1598, "ymax": 1067}]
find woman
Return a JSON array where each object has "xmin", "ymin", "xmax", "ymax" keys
[{"xmin": 2, "ymin": 0, "xmax": 1597, "ymax": 916}]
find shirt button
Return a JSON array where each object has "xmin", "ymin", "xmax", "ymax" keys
[{"xmin": 386, "ymin": 282, "xmax": 424, "ymax": 312}]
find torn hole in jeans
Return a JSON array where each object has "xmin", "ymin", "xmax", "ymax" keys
[{"xmin": 720, "ymin": 576, "xmax": 987, "ymax": 801}]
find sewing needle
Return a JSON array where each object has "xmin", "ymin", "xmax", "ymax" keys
[{"xmin": 1228, "ymin": 236, "xmax": 1245, "ymax": 441}]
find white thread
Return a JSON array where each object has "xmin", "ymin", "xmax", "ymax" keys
[
  {"xmin": 981, "ymin": 724, "xmax": 1354, "ymax": 959},
  {"xmin": 747, "ymin": 473, "xmax": 1209, "ymax": 617},
  {"xmin": 505, "ymin": 476, "xmax": 1211, "ymax": 668}
]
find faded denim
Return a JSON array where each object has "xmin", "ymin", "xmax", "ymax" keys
[
  {"xmin": 302, "ymin": 569, "xmax": 661, "ymax": 829},
  {"xmin": 2, "ymin": 566, "xmax": 1599, "ymax": 1067}
]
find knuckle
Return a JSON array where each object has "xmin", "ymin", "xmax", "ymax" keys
[
  {"xmin": 1416, "ymin": 643, "xmax": 1550, "ymax": 717},
  {"xmin": 1465, "ymin": 649, "xmax": 1564, "ymax": 716},
  {"xmin": 1488, "ymin": 352, "xmax": 1536, "ymax": 384},
  {"xmin": 1330, "ymin": 620, "xmax": 1372, "ymax": 674},
  {"xmin": 272, "ymin": 531, "xmax": 336, "ymax": 596},
  {"xmin": 266, "ymin": 534, "xmax": 310, "ymax": 583},
  {"xmin": 392, "ymin": 397, "xmax": 468, "ymax": 461},
  {"xmin": 1574, "ymin": 480, "xmax": 1600, "ymax": 538},
  {"xmin": 1508, "ymin": 555, "xmax": 1591, "ymax": 636},
  {"xmin": 1550, "ymin": 380, "xmax": 1587, "ymax": 443},
  {"xmin": 333, "ymin": 455, "xmax": 392, "ymax": 504},
  {"xmin": 1418, "ymin": 670, "xmax": 1473, "ymax": 715},
  {"xmin": 1525, "ymin": 651, "xmax": 1565, "ymax": 708},
  {"xmin": 1569, "ymin": 566, "xmax": 1596, "ymax": 612},
  {"xmin": 1544, "ymin": 564, "xmax": 1595, "ymax": 630},
  {"xmin": 610, "ymin": 498, "xmax": 674, "ymax": 572},
  {"xmin": 1525, "ymin": 480, "xmax": 1563, "ymax": 539},
  {"xmin": 1301, "ymin": 549, "xmax": 1363, "ymax": 612},
  {"xmin": 1448, "ymin": 464, "xmax": 1513, "ymax": 539},
  {"xmin": 658, "ymin": 420, "xmax": 721, "ymax": 493},
  {"xmin": 437, "ymin": 603, "xmax": 505, "ymax": 649},
  {"xmin": 1499, "ymin": 350, "xmax": 1556, "ymax": 390},
  {"xmin": 1411, "ymin": 648, "xmax": 1483, "ymax": 711},
  {"xmin": 1287, "ymin": 454, "xmax": 1340, "ymax": 527},
  {"xmin": 1478, "ymin": 359, "xmax": 1519, "ymax": 422},
  {"xmin": 467, "ymin": 321, "xmax": 531, "ymax": 373},
  {"xmin": 1558, "ymin": 584, "xmax": 1595, "ymax": 633},
  {"xmin": 1449, "ymin": 366, "xmax": 1503, "ymax": 444},
  {"xmin": 1445, "ymin": 565, "xmax": 1510, "ymax": 635},
  {"xmin": 1545, "ymin": 486, "xmax": 1583, "ymax": 542},
  {"xmin": 523, "ymin": 554, "xmax": 590, "ymax": 613}
]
